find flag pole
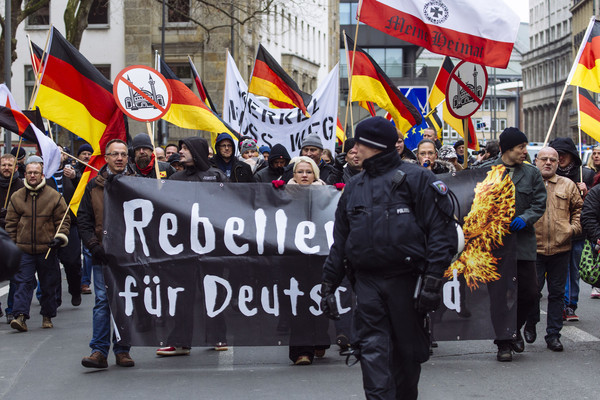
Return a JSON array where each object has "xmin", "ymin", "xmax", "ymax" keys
[
  {"xmin": 61, "ymin": 150, "xmax": 99, "ymax": 172},
  {"xmin": 342, "ymin": 31, "xmax": 353, "ymax": 151},
  {"xmin": 577, "ymin": 87, "xmax": 584, "ymax": 184},
  {"xmin": 346, "ymin": 2, "xmax": 364, "ymax": 140},
  {"xmin": 3, "ymin": 141, "xmax": 22, "ymax": 209},
  {"xmin": 541, "ymin": 82, "xmax": 569, "ymax": 147},
  {"xmin": 28, "ymin": 26, "xmax": 52, "ymax": 110},
  {"xmin": 462, "ymin": 119, "xmax": 469, "ymax": 169},
  {"xmin": 146, "ymin": 121, "xmax": 161, "ymax": 180},
  {"xmin": 44, "ymin": 209, "xmax": 69, "ymax": 260}
]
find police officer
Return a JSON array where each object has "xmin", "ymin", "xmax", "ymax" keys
[{"xmin": 320, "ymin": 116, "xmax": 457, "ymax": 400}]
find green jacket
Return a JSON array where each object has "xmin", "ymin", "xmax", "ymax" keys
[{"xmin": 492, "ymin": 158, "xmax": 547, "ymax": 261}]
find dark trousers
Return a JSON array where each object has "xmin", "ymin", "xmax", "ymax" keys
[
  {"xmin": 527, "ymin": 251, "xmax": 569, "ymax": 341},
  {"xmin": 353, "ymin": 273, "xmax": 428, "ymax": 400},
  {"xmin": 57, "ymin": 225, "xmax": 82, "ymax": 296},
  {"xmin": 492, "ymin": 260, "xmax": 538, "ymax": 344},
  {"xmin": 12, "ymin": 253, "xmax": 61, "ymax": 319}
]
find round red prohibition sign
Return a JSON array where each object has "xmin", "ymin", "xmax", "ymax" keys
[
  {"xmin": 445, "ymin": 60, "xmax": 488, "ymax": 119},
  {"xmin": 113, "ymin": 65, "xmax": 172, "ymax": 122}
]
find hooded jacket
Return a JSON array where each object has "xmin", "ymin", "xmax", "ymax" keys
[
  {"xmin": 255, "ymin": 144, "xmax": 291, "ymax": 182},
  {"xmin": 170, "ymin": 137, "xmax": 227, "ymax": 182},
  {"xmin": 5, "ymin": 178, "xmax": 70, "ymax": 255},
  {"xmin": 550, "ymin": 137, "xmax": 595, "ymax": 186},
  {"xmin": 0, "ymin": 174, "xmax": 24, "ymax": 229},
  {"xmin": 211, "ymin": 133, "xmax": 254, "ymax": 182}
]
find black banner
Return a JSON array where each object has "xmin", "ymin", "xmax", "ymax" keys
[{"xmin": 103, "ymin": 166, "xmax": 517, "ymax": 346}]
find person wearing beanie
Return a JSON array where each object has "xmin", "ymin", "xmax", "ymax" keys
[
  {"xmin": 210, "ymin": 133, "xmax": 254, "ymax": 183},
  {"xmin": 10, "ymin": 147, "xmax": 27, "ymax": 179},
  {"xmin": 486, "ymin": 127, "xmax": 547, "ymax": 362},
  {"xmin": 259, "ymin": 145, "xmax": 271, "ymax": 161},
  {"xmin": 549, "ymin": 136, "xmax": 595, "ymax": 319},
  {"xmin": 320, "ymin": 116, "xmax": 458, "ymax": 398},
  {"xmin": 299, "ymin": 133, "xmax": 336, "ymax": 183},
  {"xmin": 126, "ymin": 133, "xmax": 175, "ymax": 179},
  {"xmin": 255, "ymin": 144, "xmax": 291, "ymax": 182},
  {"xmin": 167, "ymin": 153, "xmax": 184, "ymax": 172},
  {"xmin": 439, "ymin": 144, "xmax": 462, "ymax": 172},
  {"xmin": 240, "ymin": 139, "xmax": 259, "ymax": 159}
]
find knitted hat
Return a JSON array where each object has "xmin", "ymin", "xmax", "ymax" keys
[
  {"xmin": 344, "ymin": 138, "xmax": 356, "ymax": 152},
  {"xmin": 355, "ymin": 116, "xmax": 398, "ymax": 152},
  {"xmin": 167, "ymin": 153, "xmax": 181, "ymax": 164},
  {"xmin": 438, "ymin": 145, "xmax": 458, "ymax": 160},
  {"xmin": 499, "ymin": 127, "xmax": 528, "ymax": 153},
  {"xmin": 453, "ymin": 139, "xmax": 464, "ymax": 149},
  {"xmin": 77, "ymin": 143, "xmax": 93, "ymax": 156},
  {"xmin": 26, "ymin": 155, "xmax": 43, "ymax": 165},
  {"xmin": 10, "ymin": 147, "xmax": 26, "ymax": 160},
  {"xmin": 301, "ymin": 134, "xmax": 323, "ymax": 150},
  {"xmin": 131, "ymin": 133, "xmax": 154, "ymax": 151},
  {"xmin": 259, "ymin": 145, "xmax": 271, "ymax": 154},
  {"xmin": 240, "ymin": 139, "xmax": 258, "ymax": 154}
]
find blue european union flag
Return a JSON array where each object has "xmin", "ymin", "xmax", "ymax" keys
[{"xmin": 399, "ymin": 87, "xmax": 429, "ymax": 152}]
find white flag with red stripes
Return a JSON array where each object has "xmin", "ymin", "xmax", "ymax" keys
[{"xmin": 359, "ymin": 0, "xmax": 520, "ymax": 68}]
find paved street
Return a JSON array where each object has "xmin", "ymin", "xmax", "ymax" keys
[{"xmin": 1, "ymin": 274, "xmax": 600, "ymax": 400}]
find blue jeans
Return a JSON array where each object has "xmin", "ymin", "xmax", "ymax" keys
[
  {"xmin": 89, "ymin": 264, "xmax": 130, "ymax": 357},
  {"xmin": 12, "ymin": 253, "xmax": 60, "ymax": 319},
  {"xmin": 565, "ymin": 239, "xmax": 583, "ymax": 309},
  {"xmin": 81, "ymin": 246, "xmax": 92, "ymax": 286}
]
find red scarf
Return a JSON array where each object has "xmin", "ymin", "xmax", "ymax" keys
[{"xmin": 137, "ymin": 153, "xmax": 156, "ymax": 175}]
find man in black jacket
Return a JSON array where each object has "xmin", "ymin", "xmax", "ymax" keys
[
  {"xmin": 171, "ymin": 137, "xmax": 226, "ymax": 182},
  {"xmin": 254, "ymin": 144, "xmax": 291, "ymax": 182},
  {"xmin": 127, "ymin": 133, "xmax": 175, "ymax": 179},
  {"xmin": 211, "ymin": 133, "xmax": 254, "ymax": 182},
  {"xmin": 320, "ymin": 116, "xmax": 457, "ymax": 400}
]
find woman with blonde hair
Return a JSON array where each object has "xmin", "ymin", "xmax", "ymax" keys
[{"xmin": 287, "ymin": 156, "xmax": 326, "ymax": 186}]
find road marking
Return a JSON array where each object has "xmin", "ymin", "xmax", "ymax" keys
[
  {"xmin": 0, "ymin": 283, "xmax": 8, "ymax": 297},
  {"xmin": 561, "ymin": 325, "xmax": 600, "ymax": 342}
]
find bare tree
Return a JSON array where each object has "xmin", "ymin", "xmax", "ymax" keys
[
  {"xmin": 0, "ymin": 0, "xmax": 51, "ymax": 79},
  {"xmin": 63, "ymin": 0, "xmax": 96, "ymax": 49}
]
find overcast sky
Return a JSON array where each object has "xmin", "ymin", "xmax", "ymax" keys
[{"xmin": 505, "ymin": 0, "xmax": 530, "ymax": 22}]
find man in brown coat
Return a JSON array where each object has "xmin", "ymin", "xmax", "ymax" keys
[
  {"xmin": 5, "ymin": 158, "xmax": 70, "ymax": 332},
  {"xmin": 524, "ymin": 147, "xmax": 583, "ymax": 351}
]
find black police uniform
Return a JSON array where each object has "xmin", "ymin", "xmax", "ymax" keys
[{"xmin": 322, "ymin": 149, "xmax": 457, "ymax": 400}]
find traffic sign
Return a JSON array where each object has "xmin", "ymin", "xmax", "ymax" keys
[
  {"xmin": 113, "ymin": 65, "xmax": 172, "ymax": 122},
  {"xmin": 445, "ymin": 60, "xmax": 488, "ymax": 119}
]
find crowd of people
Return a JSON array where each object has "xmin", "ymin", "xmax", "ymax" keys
[{"xmin": 1, "ymin": 117, "xmax": 600, "ymax": 399}]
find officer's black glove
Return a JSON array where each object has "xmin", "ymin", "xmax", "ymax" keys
[
  {"xmin": 0, "ymin": 207, "xmax": 7, "ymax": 220},
  {"xmin": 47, "ymin": 237, "xmax": 64, "ymax": 250},
  {"xmin": 91, "ymin": 244, "xmax": 109, "ymax": 265},
  {"xmin": 415, "ymin": 274, "xmax": 444, "ymax": 314},
  {"xmin": 333, "ymin": 153, "xmax": 346, "ymax": 173},
  {"xmin": 320, "ymin": 282, "xmax": 340, "ymax": 320}
]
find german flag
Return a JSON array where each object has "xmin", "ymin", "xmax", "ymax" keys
[
  {"xmin": 428, "ymin": 57, "xmax": 478, "ymax": 150},
  {"xmin": 578, "ymin": 88, "xmax": 600, "ymax": 142},
  {"xmin": 248, "ymin": 44, "xmax": 312, "ymax": 116},
  {"xmin": 346, "ymin": 35, "xmax": 422, "ymax": 134},
  {"xmin": 159, "ymin": 57, "xmax": 239, "ymax": 137},
  {"xmin": 33, "ymin": 28, "xmax": 119, "ymax": 149},
  {"xmin": 568, "ymin": 19, "xmax": 600, "ymax": 93},
  {"xmin": 188, "ymin": 56, "xmax": 217, "ymax": 113}
]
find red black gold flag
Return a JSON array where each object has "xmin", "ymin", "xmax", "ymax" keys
[
  {"xmin": 578, "ymin": 88, "xmax": 600, "ymax": 142},
  {"xmin": 346, "ymin": 34, "xmax": 422, "ymax": 133},
  {"xmin": 249, "ymin": 44, "xmax": 312, "ymax": 116},
  {"xmin": 188, "ymin": 56, "xmax": 218, "ymax": 113},
  {"xmin": 568, "ymin": 19, "xmax": 600, "ymax": 93},
  {"xmin": 159, "ymin": 57, "xmax": 239, "ymax": 138}
]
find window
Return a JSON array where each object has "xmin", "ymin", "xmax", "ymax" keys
[
  {"xmin": 168, "ymin": 0, "xmax": 190, "ymax": 23},
  {"xmin": 499, "ymin": 99, "xmax": 506, "ymax": 111},
  {"xmin": 24, "ymin": 66, "xmax": 36, "ymax": 104},
  {"xmin": 168, "ymin": 63, "xmax": 193, "ymax": 89},
  {"xmin": 499, "ymin": 119, "xmax": 507, "ymax": 131},
  {"xmin": 88, "ymin": 0, "xmax": 109, "ymax": 26},
  {"xmin": 94, "ymin": 65, "xmax": 111, "ymax": 81},
  {"xmin": 339, "ymin": 3, "xmax": 351, "ymax": 24},
  {"xmin": 483, "ymin": 99, "xmax": 490, "ymax": 111},
  {"xmin": 27, "ymin": 2, "xmax": 50, "ymax": 28}
]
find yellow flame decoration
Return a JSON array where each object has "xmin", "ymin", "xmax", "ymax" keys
[{"xmin": 444, "ymin": 165, "xmax": 515, "ymax": 290}]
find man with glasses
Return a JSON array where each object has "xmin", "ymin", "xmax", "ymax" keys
[
  {"xmin": 78, "ymin": 139, "xmax": 135, "ymax": 369},
  {"xmin": 5, "ymin": 157, "xmax": 70, "ymax": 332},
  {"xmin": 523, "ymin": 147, "xmax": 582, "ymax": 352},
  {"xmin": 211, "ymin": 133, "xmax": 254, "ymax": 182}
]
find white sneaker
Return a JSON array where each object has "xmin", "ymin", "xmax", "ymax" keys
[
  {"xmin": 214, "ymin": 342, "xmax": 228, "ymax": 351},
  {"xmin": 591, "ymin": 287, "xmax": 600, "ymax": 299},
  {"xmin": 156, "ymin": 346, "xmax": 191, "ymax": 356}
]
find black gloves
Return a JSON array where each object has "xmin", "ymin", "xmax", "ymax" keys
[
  {"xmin": 320, "ymin": 282, "xmax": 340, "ymax": 320},
  {"xmin": 47, "ymin": 237, "xmax": 64, "ymax": 250},
  {"xmin": 333, "ymin": 153, "xmax": 346, "ymax": 172},
  {"xmin": 415, "ymin": 274, "xmax": 444, "ymax": 314},
  {"xmin": 91, "ymin": 244, "xmax": 109, "ymax": 265}
]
